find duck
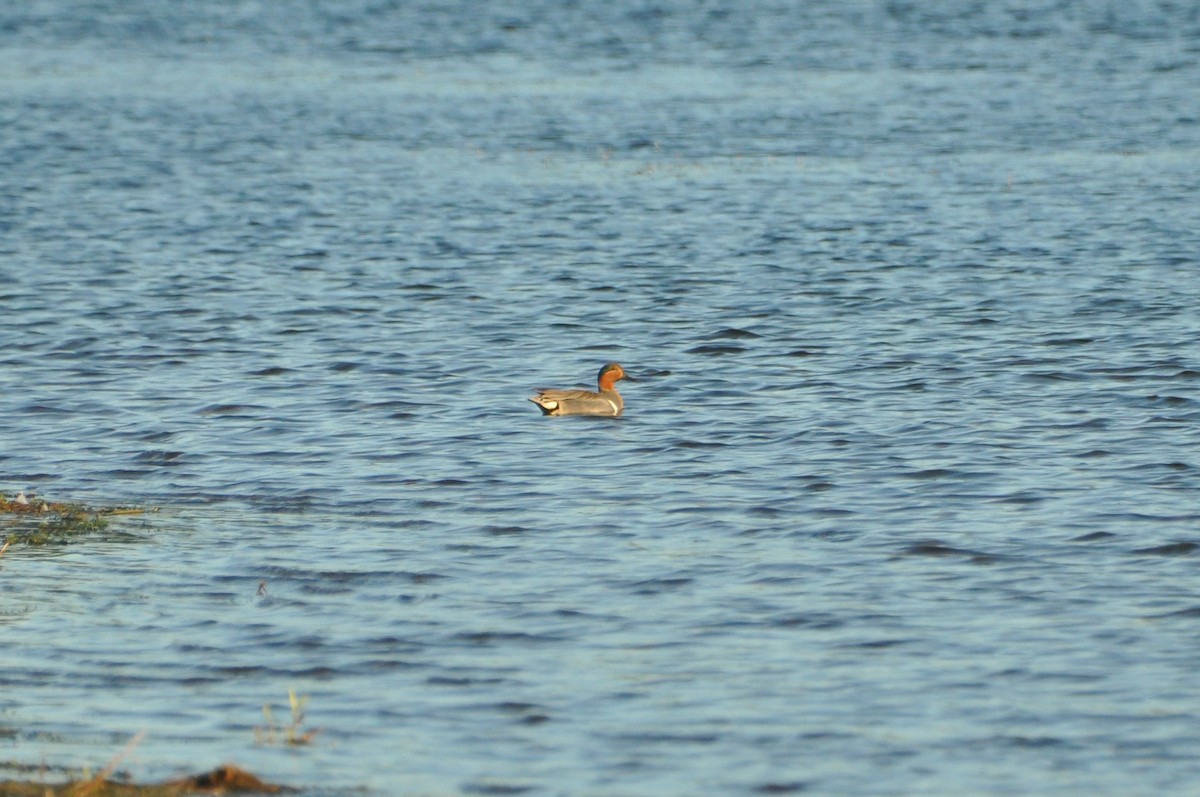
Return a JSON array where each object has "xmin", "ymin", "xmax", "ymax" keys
[{"xmin": 529, "ymin": 362, "xmax": 629, "ymax": 417}]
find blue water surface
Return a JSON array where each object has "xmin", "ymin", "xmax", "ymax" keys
[{"xmin": 2, "ymin": 2, "xmax": 1199, "ymax": 795}]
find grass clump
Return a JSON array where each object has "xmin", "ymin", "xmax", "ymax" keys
[
  {"xmin": 0, "ymin": 734, "xmax": 286, "ymax": 795},
  {"xmin": 255, "ymin": 690, "xmax": 318, "ymax": 747},
  {"xmin": 0, "ymin": 493, "xmax": 147, "ymax": 547}
]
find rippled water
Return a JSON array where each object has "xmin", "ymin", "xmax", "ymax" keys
[{"xmin": 2, "ymin": 2, "xmax": 1200, "ymax": 795}]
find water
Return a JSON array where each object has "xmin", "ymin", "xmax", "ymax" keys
[{"xmin": 2, "ymin": 1, "xmax": 1199, "ymax": 794}]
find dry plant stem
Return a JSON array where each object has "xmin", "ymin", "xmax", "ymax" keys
[{"xmin": 71, "ymin": 732, "xmax": 146, "ymax": 797}]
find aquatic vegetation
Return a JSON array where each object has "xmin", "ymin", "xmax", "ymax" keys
[
  {"xmin": 0, "ymin": 734, "xmax": 284, "ymax": 795},
  {"xmin": 0, "ymin": 763, "xmax": 285, "ymax": 796},
  {"xmin": 0, "ymin": 494, "xmax": 148, "ymax": 547},
  {"xmin": 255, "ymin": 689, "xmax": 318, "ymax": 747}
]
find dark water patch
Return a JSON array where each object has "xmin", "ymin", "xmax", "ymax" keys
[
  {"xmin": 461, "ymin": 782, "xmax": 534, "ymax": 796},
  {"xmin": 299, "ymin": 581, "xmax": 356, "ymax": 595},
  {"xmin": 1094, "ymin": 512, "xmax": 1200, "ymax": 523},
  {"xmin": 755, "ymin": 782, "xmax": 810, "ymax": 794},
  {"xmin": 484, "ymin": 702, "xmax": 552, "ymax": 724},
  {"xmin": 21, "ymin": 403, "xmax": 72, "ymax": 414},
  {"xmin": 845, "ymin": 638, "xmax": 911, "ymax": 649},
  {"xmin": 427, "ymin": 676, "xmax": 507, "ymax": 687},
  {"xmin": 363, "ymin": 635, "xmax": 431, "ymax": 651},
  {"xmin": 1145, "ymin": 412, "xmax": 1200, "ymax": 427},
  {"xmin": 196, "ymin": 403, "xmax": 265, "ymax": 416},
  {"xmin": 624, "ymin": 577, "xmax": 693, "ymax": 595},
  {"xmin": 1022, "ymin": 371, "xmax": 1085, "ymax": 383},
  {"xmin": 686, "ymin": 344, "xmax": 746, "ymax": 355},
  {"xmin": 364, "ymin": 399, "xmax": 429, "ymax": 413},
  {"xmin": 443, "ymin": 543, "xmax": 522, "ymax": 556},
  {"xmin": 1071, "ymin": 531, "xmax": 1117, "ymax": 542},
  {"xmin": 1131, "ymin": 541, "xmax": 1198, "ymax": 556},
  {"xmin": 175, "ymin": 642, "xmax": 226, "ymax": 655},
  {"xmin": 494, "ymin": 701, "xmax": 545, "ymax": 715},
  {"xmin": 993, "ymin": 735, "xmax": 1069, "ymax": 748},
  {"xmin": 810, "ymin": 529, "xmax": 857, "ymax": 542},
  {"xmin": 811, "ymin": 508, "xmax": 854, "ymax": 517},
  {"xmin": 355, "ymin": 657, "xmax": 422, "ymax": 675},
  {"xmin": 287, "ymin": 249, "xmax": 328, "ymax": 260},
  {"xmin": 706, "ymin": 327, "xmax": 761, "ymax": 340},
  {"xmin": 770, "ymin": 613, "xmax": 844, "ymax": 630},
  {"xmin": 672, "ymin": 438, "xmax": 730, "ymax": 449},
  {"xmin": 902, "ymin": 542, "xmax": 969, "ymax": 554},
  {"xmin": 748, "ymin": 505, "xmax": 786, "ymax": 518},
  {"xmin": 991, "ymin": 490, "xmax": 1046, "ymax": 505},
  {"xmin": 898, "ymin": 468, "xmax": 956, "ymax": 480},
  {"xmin": 249, "ymin": 366, "xmax": 293, "ymax": 376},
  {"xmin": 133, "ymin": 450, "xmax": 186, "ymax": 465},
  {"xmin": 451, "ymin": 631, "xmax": 563, "ymax": 646},
  {"xmin": 483, "ymin": 525, "xmax": 527, "ymax": 536},
  {"xmin": 880, "ymin": 357, "xmax": 919, "ymax": 370},
  {"xmin": 207, "ymin": 664, "xmax": 272, "ymax": 678},
  {"xmin": 1149, "ymin": 606, "xmax": 1200, "ymax": 619},
  {"xmin": 1146, "ymin": 394, "xmax": 1194, "ymax": 407},
  {"xmin": 611, "ymin": 731, "xmax": 721, "ymax": 745},
  {"xmin": 1028, "ymin": 670, "xmax": 1107, "ymax": 685},
  {"xmin": 699, "ymin": 388, "xmax": 752, "ymax": 400},
  {"xmin": 107, "ymin": 468, "xmax": 155, "ymax": 479},
  {"xmin": 1039, "ymin": 337, "xmax": 1096, "ymax": 347},
  {"xmin": 249, "ymin": 567, "xmax": 408, "ymax": 584},
  {"xmin": 898, "ymin": 542, "xmax": 1000, "ymax": 563}
]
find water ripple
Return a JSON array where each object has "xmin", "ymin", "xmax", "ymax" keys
[{"xmin": 2, "ymin": 2, "xmax": 1200, "ymax": 795}]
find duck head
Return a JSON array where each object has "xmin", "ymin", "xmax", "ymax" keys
[{"xmin": 597, "ymin": 362, "xmax": 627, "ymax": 391}]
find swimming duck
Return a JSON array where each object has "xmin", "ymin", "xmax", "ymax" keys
[{"xmin": 529, "ymin": 363, "xmax": 628, "ymax": 417}]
